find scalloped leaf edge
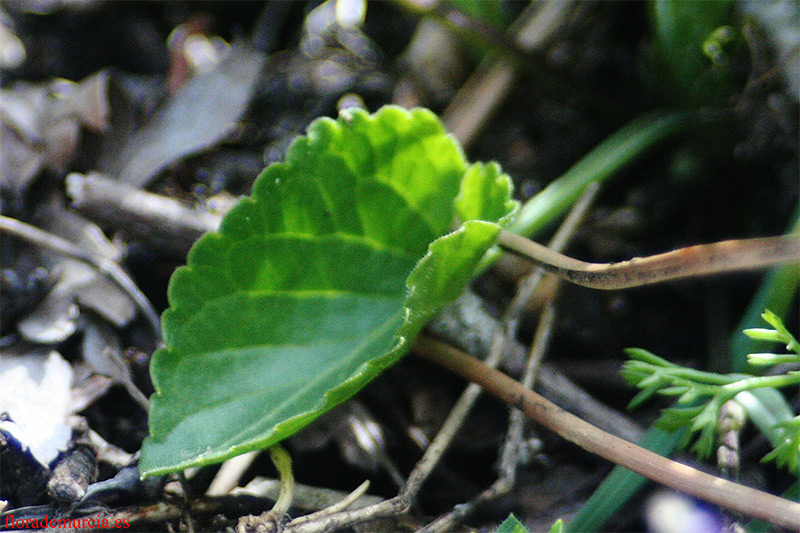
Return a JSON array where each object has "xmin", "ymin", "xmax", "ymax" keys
[{"xmin": 140, "ymin": 106, "xmax": 518, "ymax": 476}]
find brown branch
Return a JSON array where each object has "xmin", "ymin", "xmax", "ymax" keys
[
  {"xmin": 497, "ymin": 230, "xmax": 800, "ymax": 289},
  {"xmin": 413, "ymin": 336, "xmax": 800, "ymax": 530},
  {"xmin": 66, "ymin": 172, "xmax": 220, "ymax": 258}
]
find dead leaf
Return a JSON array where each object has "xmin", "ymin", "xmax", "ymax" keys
[
  {"xmin": 0, "ymin": 71, "xmax": 111, "ymax": 198},
  {"xmin": 16, "ymin": 201, "xmax": 135, "ymax": 343},
  {"xmin": 82, "ymin": 314, "xmax": 148, "ymax": 408},
  {"xmin": 0, "ymin": 349, "xmax": 73, "ymax": 465},
  {"xmin": 16, "ymin": 289, "xmax": 79, "ymax": 343},
  {"xmin": 101, "ymin": 45, "xmax": 265, "ymax": 187}
]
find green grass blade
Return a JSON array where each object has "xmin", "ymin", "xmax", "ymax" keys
[
  {"xmin": 728, "ymin": 206, "xmax": 800, "ymax": 372},
  {"xmin": 506, "ymin": 111, "xmax": 685, "ymax": 238},
  {"xmin": 565, "ymin": 427, "xmax": 686, "ymax": 532}
]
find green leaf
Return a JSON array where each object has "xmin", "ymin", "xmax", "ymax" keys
[
  {"xmin": 647, "ymin": 0, "xmax": 739, "ymax": 106},
  {"xmin": 761, "ymin": 416, "xmax": 800, "ymax": 471},
  {"xmin": 688, "ymin": 400, "xmax": 722, "ymax": 459},
  {"xmin": 744, "ymin": 310, "xmax": 800, "ymax": 356},
  {"xmin": 139, "ymin": 106, "xmax": 517, "ymax": 476},
  {"xmin": 496, "ymin": 514, "xmax": 529, "ymax": 533},
  {"xmin": 447, "ymin": 0, "xmax": 509, "ymax": 29}
]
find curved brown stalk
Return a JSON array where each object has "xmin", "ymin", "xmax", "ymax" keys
[
  {"xmin": 497, "ymin": 231, "xmax": 800, "ymax": 289},
  {"xmin": 414, "ymin": 337, "xmax": 800, "ymax": 530}
]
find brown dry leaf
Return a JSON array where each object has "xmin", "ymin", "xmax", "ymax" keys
[
  {"xmin": 81, "ymin": 314, "xmax": 148, "ymax": 407},
  {"xmin": 17, "ymin": 200, "xmax": 135, "ymax": 343},
  {"xmin": 99, "ymin": 45, "xmax": 265, "ymax": 187},
  {"xmin": 0, "ymin": 70, "xmax": 110, "ymax": 198}
]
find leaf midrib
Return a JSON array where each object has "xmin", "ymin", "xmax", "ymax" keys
[
  {"xmin": 172, "ymin": 287, "xmax": 406, "ymax": 357},
  {"xmin": 177, "ymin": 232, "xmax": 421, "ymax": 325}
]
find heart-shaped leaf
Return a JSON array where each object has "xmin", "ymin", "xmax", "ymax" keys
[{"xmin": 140, "ymin": 106, "xmax": 517, "ymax": 476}]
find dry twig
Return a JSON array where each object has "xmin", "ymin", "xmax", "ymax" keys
[
  {"xmin": 498, "ymin": 230, "xmax": 800, "ymax": 289},
  {"xmin": 0, "ymin": 215, "xmax": 161, "ymax": 341},
  {"xmin": 416, "ymin": 340, "xmax": 800, "ymax": 530}
]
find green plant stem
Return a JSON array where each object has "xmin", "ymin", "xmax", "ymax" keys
[
  {"xmin": 414, "ymin": 337, "xmax": 800, "ymax": 530},
  {"xmin": 270, "ymin": 444, "xmax": 294, "ymax": 519},
  {"xmin": 721, "ymin": 373, "xmax": 800, "ymax": 398},
  {"xmin": 506, "ymin": 112, "xmax": 685, "ymax": 238},
  {"xmin": 626, "ymin": 348, "xmax": 800, "ymax": 397}
]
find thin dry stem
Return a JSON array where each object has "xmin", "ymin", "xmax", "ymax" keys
[
  {"xmin": 206, "ymin": 451, "xmax": 260, "ymax": 496},
  {"xmin": 416, "ymin": 186, "xmax": 599, "ymax": 532},
  {"xmin": 286, "ymin": 480, "xmax": 370, "ymax": 527},
  {"xmin": 415, "ymin": 338, "xmax": 800, "ymax": 530},
  {"xmin": 497, "ymin": 230, "xmax": 800, "ymax": 290},
  {"xmin": 418, "ymin": 303, "xmax": 558, "ymax": 533},
  {"xmin": 441, "ymin": 1, "xmax": 573, "ymax": 148},
  {"xmin": 0, "ymin": 214, "xmax": 161, "ymax": 341}
]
